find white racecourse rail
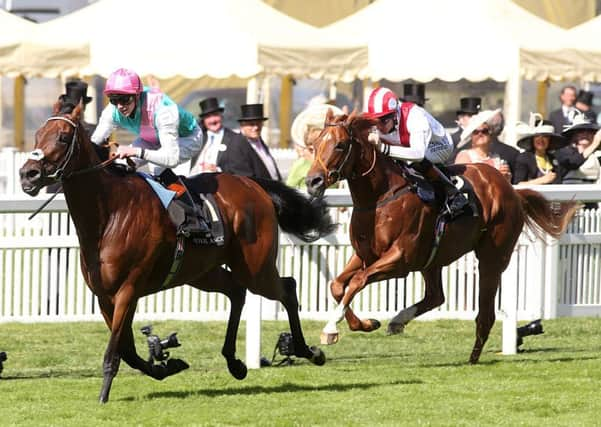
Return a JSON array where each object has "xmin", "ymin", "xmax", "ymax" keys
[{"xmin": 2, "ymin": 151, "xmax": 601, "ymax": 362}]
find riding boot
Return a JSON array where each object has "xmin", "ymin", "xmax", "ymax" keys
[
  {"xmin": 176, "ymin": 184, "xmax": 213, "ymax": 239},
  {"xmin": 418, "ymin": 160, "xmax": 469, "ymax": 218}
]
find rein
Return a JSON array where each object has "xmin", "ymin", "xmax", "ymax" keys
[
  {"xmin": 28, "ymin": 116, "xmax": 117, "ymax": 220},
  {"xmin": 317, "ymin": 122, "xmax": 376, "ymax": 183}
]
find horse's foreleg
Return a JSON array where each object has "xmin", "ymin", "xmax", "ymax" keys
[
  {"xmin": 322, "ymin": 254, "xmax": 378, "ymax": 344},
  {"xmin": 388, "ymin": 268, "xmax": 445, "ymax": 335},
  {"xmin": 97, "ymin": 289, "xmax": 136, "ymax": 404}
]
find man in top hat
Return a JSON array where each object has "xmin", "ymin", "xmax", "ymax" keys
[
  {"xmin": 575, "ymin": 90, "xmax": 597, "ymax": 123},
  {"xmin": 451, "ymin": 97, "xmax": 481, "ymax": 149},
  {"xmin": 400, "ymin": 83, "xmax": 427, "ymax": 107},
  {"xmin": 59, "ymin": 79, "xmax": 96, "ymax": 135},
  {"xmin": 189, "ymin": 97, "xmax": 247, "ymax": 175},
  {"xmin": 216, "ymin": 103, "xmax": 281, "ymax": 181}
]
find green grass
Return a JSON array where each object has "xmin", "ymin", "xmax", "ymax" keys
[{"xmin": 1, "ymin": 317, "xmax": 601, "ymax": 426}]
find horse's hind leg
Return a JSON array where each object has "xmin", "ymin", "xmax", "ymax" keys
[
  {"xmin": 188, "ymin": 267, "xmax": 247, "ymax": 380},
  {"xmin": 281, "ymin": 276, "xmax": 326, "ymax": 365},
  {"xmin": 471, "ymin": 233, "xmax": 515, "ymax": 363},
  {"xmin": 388, "ymin": 268, "xmax": 445, "ymax": 335}
]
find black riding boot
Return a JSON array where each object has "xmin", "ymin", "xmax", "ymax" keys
[{"xmin": 416, "ymin": 160, "xmax": 468, "ymax": 218}]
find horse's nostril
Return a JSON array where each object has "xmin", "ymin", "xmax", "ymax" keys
[
  {"xmin": 24, "ymin": 168, "xmax": 41, "ymax": 181},
  {"xmin": 309, "ymin": 176, "xmax": 323, "ymax": 188}
]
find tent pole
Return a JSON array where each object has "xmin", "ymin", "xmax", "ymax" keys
[
  {"xmin": 503, "ymin": 52, "xmax": 522, "ymax": 147},
  {"xmin": 14, "ymin": 75, "xmax": 25, "ymax": 151},
  {"xmin": 279, "ymin": 75, "xmax": 293, "ymax": 148},
  {"xmin": 536, "ymin": 79, "xmax": 549, "ymax": 118}
]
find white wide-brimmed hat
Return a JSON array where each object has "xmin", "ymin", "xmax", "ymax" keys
[
  {"xmin": 291, "ymin": 104, "xmax": 343, "ymax": 147},
  {"xmin": 459, "ymin": 108, "xmax": 501, "ymax": 147},
  {"xmin": 516, "ymin": 113, "xmax": 567, "ymax": 151}
]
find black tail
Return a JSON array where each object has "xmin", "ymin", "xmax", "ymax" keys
[{"xmin": 251, "ymin": 178, "xmax": 336, "ymax": 242}]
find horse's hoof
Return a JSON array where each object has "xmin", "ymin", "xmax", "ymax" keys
[
  {"xmin": 227, "ymin": 358, "xmax": 248, "ymax": 380},
  {"xmin": 320, "ymin": 331, "xmax": 339, "ymax": 345},
  {"xmin": 309, "ymin": 346, "xmax": 326, "ymax": 366},
  {"xmin": 386, "ymin": 322, "xmax": 405, "ymax": 335},
  {"xmin": 368, "ymin": 319, "xmax": 381, "ymax": 331}
]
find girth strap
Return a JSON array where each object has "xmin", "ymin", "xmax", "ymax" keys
[{"xmin": 161, "ymin": 235, "xmax": 185, "ymax": 289}]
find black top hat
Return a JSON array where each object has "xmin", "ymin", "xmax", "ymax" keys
[
  {"xmin": 60, "ymin": 80, "xmax": 92, "ymax": 105},
  {"xmin": 576, "ymin": 90, "xmax": 594, "ymax": 107},
  {"xmin": 198, "ymin": 97, "xmax": 224, "ymax": 118},
  {"xmin": 238, "ymin": 103, "xmax": 268, "ymax": 122},
  {"xmin": 400, "ymin": 83, "xmax": 428, "ymax": 105},
  {"xmin": 456, "ymin": 97, "xmax": 482, "ymax": 115}
]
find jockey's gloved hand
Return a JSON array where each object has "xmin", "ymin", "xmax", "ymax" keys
[{"xmin": 368, "ymin": 131, "xmax": 381, "ymax": 150}]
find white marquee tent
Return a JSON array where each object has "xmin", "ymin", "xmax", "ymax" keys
[
  {"xmin": 0, "ymin": 9, "xmax": 88, "ymax": 77},
  {"xmin": 36, "ymin": 0, "xmax": 367, "ymax": 82}
]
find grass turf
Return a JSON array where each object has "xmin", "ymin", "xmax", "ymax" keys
[{"xmin": 1, "ymin": 317, "xmax": 600, "ymax": 426}]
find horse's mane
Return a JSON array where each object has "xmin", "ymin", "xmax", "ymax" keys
[{"xmin": 325, "ymin": 110, "xmax": 378, "ymax": 142}]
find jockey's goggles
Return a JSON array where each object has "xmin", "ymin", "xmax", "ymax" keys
[{"xmin": 108, "ymin": 94, "xmax": 135, "ymax": 106}]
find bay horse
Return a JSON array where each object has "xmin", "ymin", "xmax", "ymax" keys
[
  {"xmin": 19, "ymin": 102, "xmax": 334, "ymax": 403},
  {"xmin": 305, "ymin": 110, "xmax": 577, "ymax": 363}
]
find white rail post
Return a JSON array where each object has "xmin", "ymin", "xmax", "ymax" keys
[
  {"xmin": 245, "ymin": 291, "xmax": 262, "ymax": 369},
  {"xmin": 501, "ymin": 247, "xmax": 518, "ymax": 355}
]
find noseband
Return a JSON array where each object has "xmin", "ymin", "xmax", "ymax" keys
[
  {"xmin": 28, "ymin": 116, "xmax": 79, "ymax": 181},
  {"xmin": 316, "ymin": 121, "xmax": 376, "ymax": 184}
]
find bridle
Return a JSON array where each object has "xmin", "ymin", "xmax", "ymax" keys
[
  {"xmin": 28, "ymin": 115, "xmax": 115, "ymax": 182},
  {"xmin": 315, "ymin": 121, "xmax": 376, "ymax": 184}
]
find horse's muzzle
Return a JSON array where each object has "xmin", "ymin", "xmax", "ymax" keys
[
  {"xmin": 305, "ymin": 173, "xmax": 326, "ymax": 198},
  {"xmin": 19, "ymin": 161, "xmax": 44, "ymax": 196}
]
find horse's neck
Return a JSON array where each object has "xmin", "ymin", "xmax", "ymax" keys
[{"xmin": 347, "ymin": 155, "xmax": 406, "ymax": 208}]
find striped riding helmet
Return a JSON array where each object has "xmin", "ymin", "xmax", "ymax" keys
[{"xmin": 366, "ymin": 87, "xmax": 398, "ymax": 119}]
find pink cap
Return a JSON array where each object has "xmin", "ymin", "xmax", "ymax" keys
[{"xmin": 104, "ymin": 68, "xmax": 143, "ymax": 95}]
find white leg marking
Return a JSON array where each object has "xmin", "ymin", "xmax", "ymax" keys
[{"xmin": 323, "ymin": 303, "xmax": 347, "ymax": 334}]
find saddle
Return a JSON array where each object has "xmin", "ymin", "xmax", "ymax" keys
[{"xmin": 155, "ymin": 169, "xmax": 225, "ymax": 246}]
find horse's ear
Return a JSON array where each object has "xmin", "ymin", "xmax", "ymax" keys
[
  {"xmin": 70, "ymin": 102, "xmax": 84, "ymax": 121},
  {"xmin": 52, "ymin": 100, "xmax": 62, "ymax": 115},
  {"xmin": 325, "ymin": 108, "xmax": 334, "ymax": 123}
]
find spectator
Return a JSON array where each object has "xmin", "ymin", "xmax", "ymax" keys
[
  {"xmin": 400, "ymin": 83, "xmax": 427, "ymax": 107},
  {"xmin": 216, "ymin": 103, "xmax": 281, "ymax": 180},
  {"xmin": 513, "ymin": 114, "xmax": 567, "ymax": 186},
  {"xmin": 555, "ymin": 113, "xmax": 601, "ymax": 185},
  {"xmin": 548, "ymin": 85, "xmax": 578, "ymax": 134},
  {"xmin": 456, "ymin": 110, "xmax": 519, "ymax": 176},
  {"xmin": 451, "ymin": 97, "xmax": 481, "ymax": 149},
  {"xmin": 456, "ymin": 109, "xmax": 512, "ymax": 182},
  {"xmin": 575, "ymin": 90, "xmax": 597, "ymax": 123},
  {"xmin": 189, "ymin": 97, "xmax": 247, "ymax": 175},
  {"xmin": 287, "ymin": 104, "xmax": 342, "ymax": 189}
]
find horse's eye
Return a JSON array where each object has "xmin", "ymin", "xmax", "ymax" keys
[
  {"xmin": 334, "ymin": 142, "xmax": 346, "ymax": 151},
  {"xmin": 58, "ymin": 133, "xmax": 71, "ymax": 143}
]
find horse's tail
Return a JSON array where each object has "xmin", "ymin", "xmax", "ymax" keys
[
  {"xmin": 516, "ymin": 188, "xmax": 579, "ymax": 240},
  {"xmin": 251, "ymin": 177, "xmax": 336, "ymax": 242}
]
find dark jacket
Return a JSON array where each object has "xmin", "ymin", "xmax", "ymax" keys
[
  {"xmin": 548, "ymin": 108, "xmax": 571, "ymax": 134},
  {"xmin": 216, "ymin": 131, "xmax": 281, "ymax": 180},
  {"xmin": 512, "ymin": 151, "xmax": 562, "ymax": 185}
]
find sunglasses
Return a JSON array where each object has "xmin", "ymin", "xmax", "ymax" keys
[
  {"xmin": 108, "ymin": 94, "xmax": 135, "ymax": 106},
  {"xmin": 473, "ymin": 128, "xmax": 490, "ymax": 136}
]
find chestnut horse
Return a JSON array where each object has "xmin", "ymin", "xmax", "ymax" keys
[
  {"xmin": 19, "ymin": 102, "xmax": 334, "ymax": 403},
  {"xmin": 305, "ymin": 110, "xmax": 577, "ymax": 363}
]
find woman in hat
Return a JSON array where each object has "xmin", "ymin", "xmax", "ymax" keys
[
  {"xmin": 513, "ymin": 114, "xmax": 566, "ymax": 186},
  {"xmin": 555, "ymin": 112, "xmax": 601, "ymax": 185},
  {"xmin": 456, "ymin": 109, "xmax": 512, "ymax": 182},
  {"xmin": 287, "ymin": 104, "xmax": 342, "ymax": 189}
]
